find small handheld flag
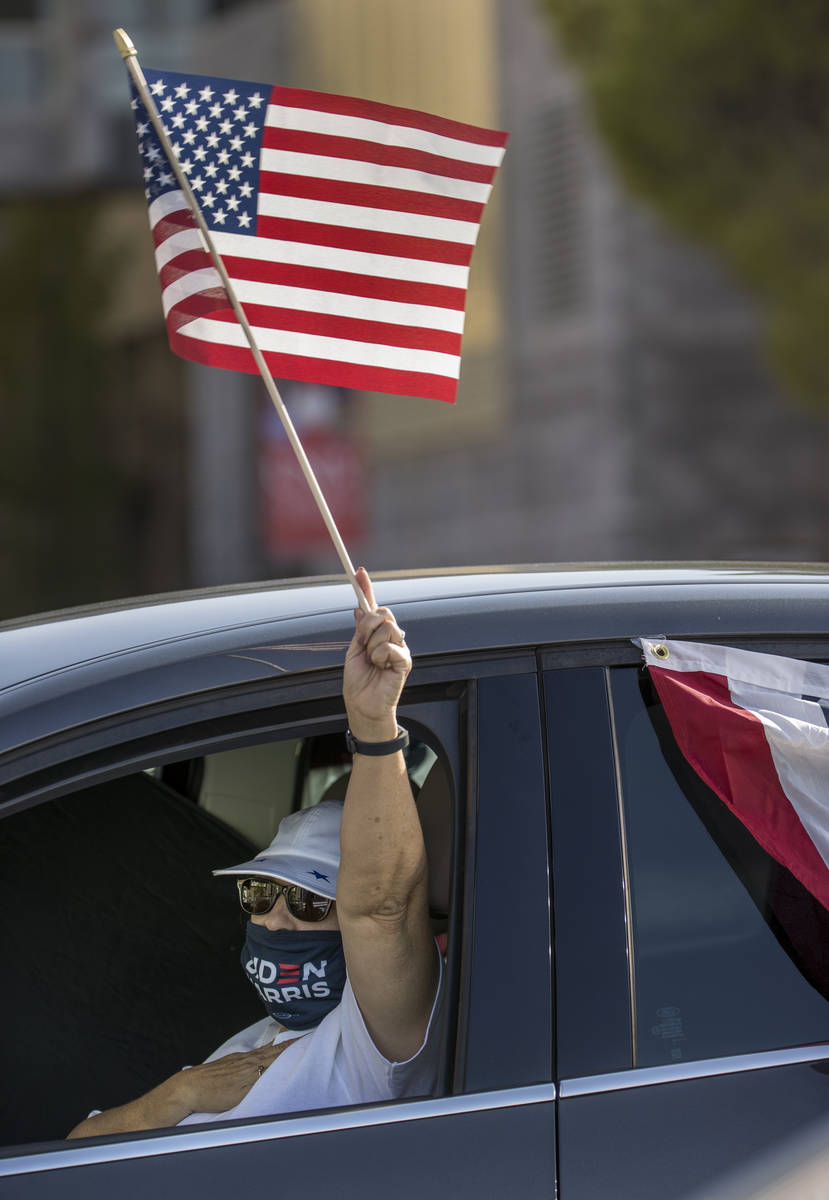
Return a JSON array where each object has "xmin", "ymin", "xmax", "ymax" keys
[
  {"xmin": 124, "ymin": 53, "xmax": 506, "ymax": 404},
  {"xmin": 115, "ymin": 27, "xmax": 506, "ymax": 609}
]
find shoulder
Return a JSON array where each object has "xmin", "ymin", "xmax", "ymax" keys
[{"xmin": 340, "ymin": 947, "xmax": 445, "ymax": 1069}]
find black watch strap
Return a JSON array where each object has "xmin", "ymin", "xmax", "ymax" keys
[{"xmin": 345, "ymin": 725, "xmax": 409, "ymax": 756}]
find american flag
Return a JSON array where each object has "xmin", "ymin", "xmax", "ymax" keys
[{"xmin": 130, "ymin": 68, "xmax": 507, "ymax": 403}]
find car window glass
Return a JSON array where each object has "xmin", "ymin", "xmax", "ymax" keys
[{"xmin": 611, "ymin": 666, "xmax": 829, "ymax": 1068}]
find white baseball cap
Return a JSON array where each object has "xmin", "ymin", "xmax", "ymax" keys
[{"xmin": 213, "ymin": 799, "xmax": 343, "ymax": 900}]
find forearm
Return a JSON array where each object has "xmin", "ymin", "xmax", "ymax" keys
[
  {"xmin": 67, "ymin": 1074, "xmax": 193, "ymax": 1139},
  {"xmin": 338, "ymin": 750, "xmax": 428, "ymax": 917},
  {"xmin": 67, "ymin": 1044, "xmax": 279, "ymax": 1140}
]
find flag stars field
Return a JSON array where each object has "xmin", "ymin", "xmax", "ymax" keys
[
  {"xmin": 133, "ymin": 71, "xmax": 266, "ymax": 237},
  {"xmin": 129, "ymin": 66, "xmax": 506, "ymax": 402}
]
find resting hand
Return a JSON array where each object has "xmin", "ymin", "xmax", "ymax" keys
[
  {"xmin": 344, "ymin": 568, "xmax": 411, "ymax": 739},
  {"xmin": 175, "ymin": 1043, "xmax": 286, "ymax": 1115},
  {"xmin": 67, "ymin": 1042, "xmax": 291, "ymax": 1138}
]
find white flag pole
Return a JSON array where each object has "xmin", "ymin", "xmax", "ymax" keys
[{"xmin": 113, "ymin": 28, "xmax": 372, "ymax": 615}]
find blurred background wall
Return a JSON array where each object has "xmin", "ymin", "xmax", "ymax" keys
[{"xmin": 1, "ymin": 0, "xmax": 827, "ymax": 619}]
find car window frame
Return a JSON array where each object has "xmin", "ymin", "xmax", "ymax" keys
[{"xmin": 0, "ymin": 649, "xmax": 542, "ymax": 1172}]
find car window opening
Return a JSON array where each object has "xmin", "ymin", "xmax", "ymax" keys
[{"xmin": 0, "ymin": 727, "xmax": 455, "ymax": 1148}]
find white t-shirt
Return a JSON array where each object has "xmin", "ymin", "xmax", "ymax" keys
[{"xmin": 178, "ymin": 951, "xmax": 444, "ymax": 1125}]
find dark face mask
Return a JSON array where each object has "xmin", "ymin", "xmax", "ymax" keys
[{"xmin": 241, "ymin": 923, "xmax": 346, "ymax": 1030}]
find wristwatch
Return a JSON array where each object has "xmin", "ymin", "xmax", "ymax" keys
[{"xmin": 345, "ymin": 725, "xmax": 410, "ymax": 756}]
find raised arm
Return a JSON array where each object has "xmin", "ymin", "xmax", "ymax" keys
[{"xmin": 336, "ymin": 568, "xmax": 439, "ymax": 1063}]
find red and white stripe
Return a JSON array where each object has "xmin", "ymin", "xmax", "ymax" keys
[
  {"xmin": 640, "ymin": 637, "xmax": 829, "ymax": 910},
  {"xmin": 151, "ymin": 87, "xmax": 507, "ymax": 403}
]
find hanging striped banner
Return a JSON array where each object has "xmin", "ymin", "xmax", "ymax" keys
[
  {"xmin": 130, "ymin": 69, "xmax": 507, "ymax": 403},
  {"xmin": 639, "ymin": 636, "xmax": 829, "ymax": 911}
]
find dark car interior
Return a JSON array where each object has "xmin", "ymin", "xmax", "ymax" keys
[{"xmin": 1, "ymin": 771, "xmax": 262, "ymax": 1145}]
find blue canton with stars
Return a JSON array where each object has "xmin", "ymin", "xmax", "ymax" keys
[{"xmin": 131, "ymin": 68, "xmax": 270, "ymax": 234}]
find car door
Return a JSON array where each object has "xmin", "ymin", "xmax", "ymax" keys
[
  {"xmin": 545, "ymin": 645, "xmax": 829, "ymax": 1200},
  {"xmin": 0, "ymin": 653, "xmax": 555, "ymax": 1199}
]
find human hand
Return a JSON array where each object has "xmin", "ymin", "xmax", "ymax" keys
[
  {"xmin": 174, "ymin": 1043, "xmax": 284, "ymax": 1115},
  {"xmin": 344, "ymin": 568, "xmax": 411, "ymax": 741}
]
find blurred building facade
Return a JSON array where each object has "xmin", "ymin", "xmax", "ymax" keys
[
  {"xmin": 1, "ymin": 0, "xmax": 827, "ymax": 615},
  {"xmin": 492, "ymin": 0, "xmax": 829, "ymax": 565}
]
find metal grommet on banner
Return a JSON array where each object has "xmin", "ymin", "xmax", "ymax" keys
[{"xmin": 652, "ymin": 644, "xmax": 670, "ymax": 661}]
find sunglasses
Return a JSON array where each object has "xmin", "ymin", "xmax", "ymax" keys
[{"xmin": 237, "ymin": 877, "xmax": 333, "ymax": 922}]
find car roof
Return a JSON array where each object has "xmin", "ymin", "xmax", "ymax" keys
[
  {"xmin": 2, "ymin": 563, "xmax": 829, "ymax": 756},
  {"xmin": 3, "ymin": 561, "xmax": 829, "ymax": 676}
]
